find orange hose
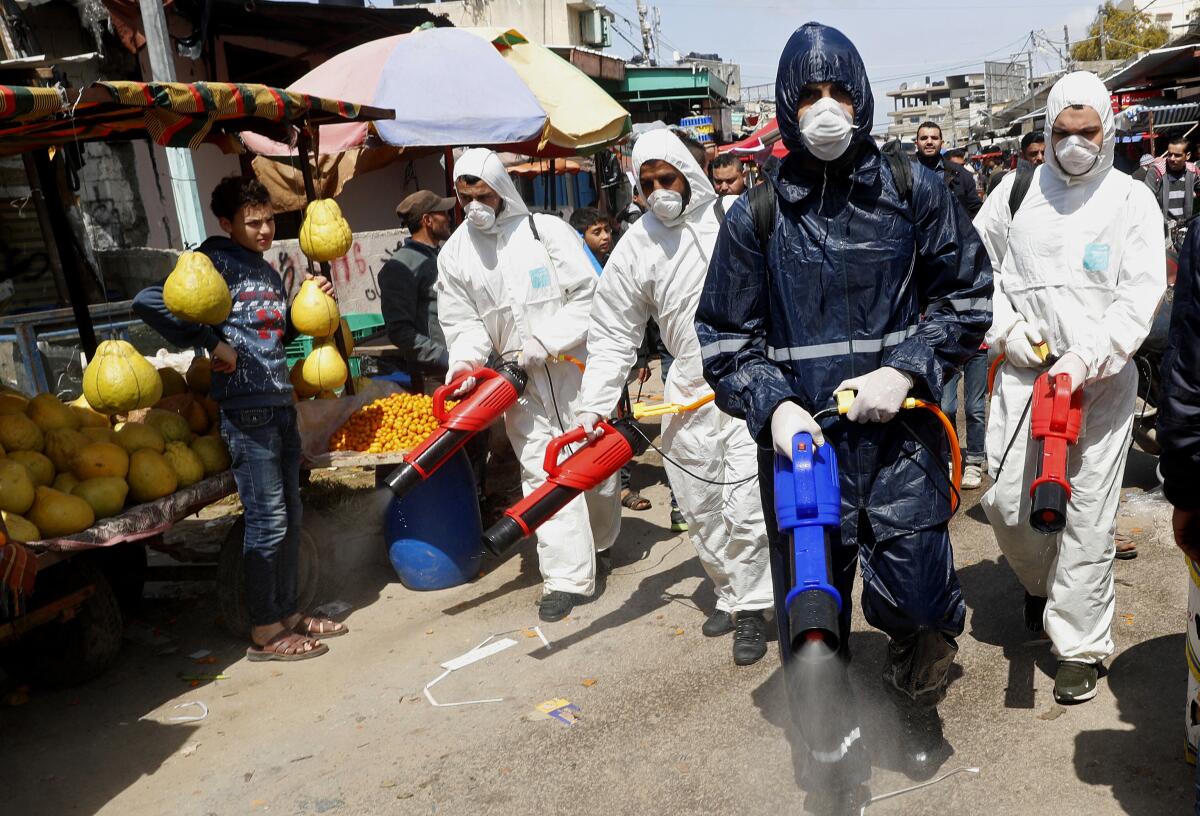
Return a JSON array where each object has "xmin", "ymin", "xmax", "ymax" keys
[
  {"xmin": 559, "ymin": 354, "xmax": 587, "ymax": 373},
  {"xmin": 987, "ymin": 353, "xmax": 1005, "ymax": 395},
  {"xmin": 909, "ymin": 399, "xmax": 962, "ymax": 513}
]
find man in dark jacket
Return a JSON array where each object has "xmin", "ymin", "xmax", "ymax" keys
[
  {"xmin": 696, "ymin": 22, "xmax": 992, "ymax": 808},
  {"xmin": 378, "ymin": 190, "xmax": 454, "ymax": 390},
  {"xmin": 1158, "ymin": 213, "xmax": 1200, "ymax": 810},
  {"xmin": 915, "ymin": 121, "xmax": 981, "ymax": 216}
]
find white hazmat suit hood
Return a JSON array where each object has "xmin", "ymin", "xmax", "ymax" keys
[
  {"xmin": 1042, "ymin": 71, "xmax": 1115, "ymax": 185},
  {"xmin": 631, "ymin": 129, "xmax": 717, "ymax": 228},
  {"xmin": 454, "ymin": 148, "xmax": 528, "ymax": 234},
  {"xmin": 576, "ymin": 128, "xmax": 773, "ymax": 616}
]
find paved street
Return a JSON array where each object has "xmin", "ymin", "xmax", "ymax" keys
[{"xmin": 0, "ymin": 443, "xmax": 1192, "ymax": 815}]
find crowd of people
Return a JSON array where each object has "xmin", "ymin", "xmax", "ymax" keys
[{"xmin": 56, "ymin": 17, "xmax": 1197, "ymax": 815}]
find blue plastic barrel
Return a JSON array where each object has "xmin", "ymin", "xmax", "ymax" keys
[{"xmin": 382, "ymin": 450, "xmax": 482, "ymax": 590}]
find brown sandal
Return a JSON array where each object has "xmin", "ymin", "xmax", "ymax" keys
[
  {"xmin": 293, "ymin": 615, "xmax": 349, "ymax": 638},
  {"xmin": 246, "ymin": 630, "xmax": 329, "ymax": 662},
  {"xmin": 621, "ymin": 488, "xmax": 652, "ymax": 511}
]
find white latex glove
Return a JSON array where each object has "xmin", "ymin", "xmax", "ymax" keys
[
  {"xmin": 445, "ymin": 360, "xmax": 477, "ymax": 398},
  {"xmin": 521, "ymin": 336, "xmax": 550, "ymax": 370},
  {"xmin": 577, "ymin": 411, "xmax": 604, "ymax": 442},
  {"xmin": 770, "ymin": 401, "xmax": 824, "ymax": 457},
  {"xmin": 1048, "ymin": 351, "xmax": 1088, "ymax": 393},
  {"xmin": 835, "ymin": 367, "xmax": 914, "ymax": 423},
  {"xmin": 1004, "ymin": 321, "xmax": 1046, "ymax": 368}
]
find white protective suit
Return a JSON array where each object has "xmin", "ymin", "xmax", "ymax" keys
[
  {"xmin": 576, "ymin": 129, "xmax": 772, "ymax": 613},
  {"xmin": 437, "ymin": 148, "xmax": 620, "ymax": 596},
  {"xmin": 975, "ymin": 72, "xmax": 1165, "ymax": 662}
]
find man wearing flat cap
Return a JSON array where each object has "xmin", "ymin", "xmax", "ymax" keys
[{"xmin": 379, "ymin": 190, "xmax": 456, "ymax": 389}]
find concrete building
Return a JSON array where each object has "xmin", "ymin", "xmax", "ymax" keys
[
  {"xmin": 885, "ymin": 73, "xmax": 986, "ymax": 145},
  {"xmin": 400, "ymin": 0, "xmax": 616, "ymax": 49},
  {"xmin": 1122, "ymin": 0, "xmax": 1200, "ymax": 34}
]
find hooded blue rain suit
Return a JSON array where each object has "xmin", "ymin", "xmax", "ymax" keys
[{"xmin": 696, "ymin": 23, "xmax": 992, "ymax": 783}]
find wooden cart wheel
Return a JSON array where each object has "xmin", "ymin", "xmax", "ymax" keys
[
  {"xmin": 217, "ymin": 516, "xmax": 321, "ymax": 638},
  {"xmin": 0, "ymin": 556, "xmax": 124, "ymax": 688}
]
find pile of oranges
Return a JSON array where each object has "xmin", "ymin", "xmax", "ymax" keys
[{"xmin": 328, "ymin": 392, "xmax": 454, "ymax": 453}]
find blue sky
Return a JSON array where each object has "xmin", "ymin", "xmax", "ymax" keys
[{"xmin": 599, "ymin": 0, "xmax": 1118, "ymax": 130}]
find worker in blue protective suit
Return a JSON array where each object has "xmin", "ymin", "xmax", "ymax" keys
[{"xmin": 696, "ymin": 22, "xmax": 992, "ymax": 810}]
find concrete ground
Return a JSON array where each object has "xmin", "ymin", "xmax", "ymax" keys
[{"xmin": 0, "ymin": 437, "xmax": 1193, "ymax": 815}]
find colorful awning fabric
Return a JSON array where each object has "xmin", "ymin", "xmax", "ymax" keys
[{"xmin": 0, "ymin": 81, "xmax": 381, "ymax": 157}]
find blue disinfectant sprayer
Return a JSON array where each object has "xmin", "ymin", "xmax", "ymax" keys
[{"xmin": 774, "ymin": 432, "xmax": 843, "ymax": 653}]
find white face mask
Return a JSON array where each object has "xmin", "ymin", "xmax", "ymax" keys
[
  {"xmin": 1054, "ymin": 134, "xmax": 1101, "ymax": 176},
  {"xmin": 799, "ymin": 96, "xmax": 854, "ymax": 162},
  {"xmin": 647, "ymin": 189, "xmax": 685, "ymax": 222},
  {"xmin": 464, "ymin": 201, "xmax": 496, "ymax": 231}
]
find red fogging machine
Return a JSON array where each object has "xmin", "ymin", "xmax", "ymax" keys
[
  {"xmin": 1028, "ymin": 371, "xmax": 1083, "ymax": 534},
  {"xmin": 381, "ymin": 362, "xmax": 528, "ymax": 498},
  {"xmin": 481, "ymin": 418, "xmax": 638, "ymax": 556}
]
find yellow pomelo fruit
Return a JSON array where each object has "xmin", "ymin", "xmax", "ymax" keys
[
  {"xmin": 0, "ymin": 459, "xmax": 35, "ymax": 513},
  {"xmin": 202, "ymin": 398, "xmax": 219, "ymax": 427},
  {"xmin": 163, "ymin": 440, "xmax": 205, "ymax": 488},
  {"xmin": 0, "ymin": 392, "xmax": 28, "ymax": 415},
  {"xmin": 26, "ymin": 393, "xmax": 79, "ymax": 432},
  {"xmin": 1, "ymin": 510, "xmax": 39, "ymax": 542},
  {"xmin": 157, "ymin": 367, "xmax": 188, "ymax": 398},
  {"xmin": 127, "ymin": 449, "xmax": 178, "ymax": 503},
  {"xmin": 299, "ymin": 199, "xmax": 353, "ymax": 263},
  {"xmin": 9, "ymin": 450, "xmax": 53, "ymax": 487},
  {"xmin": 190, "ymin": 436, "xmax": 231, "ymax": 476},
  {"xmin": 28, "ymin": 486, "xmax": 95, "ymax": 537},
  {"xmin": 186, "ymin": 356, "xmax": 212, "ymax": 394},
  {"xmin": 83, "ymin": 340, "xmax": 164, "ymax": 414},
  {"xmin": 163, "ymin": 251, "xmax": 232, "ymax": 325},
  {"xmin": 0, "ymin": 412, "xmax": 43, "ymax": 452},
  {"xmin": 290, "ymin": 279, "xmax": 340, "ymax": 338},
  {"xmin": 290, "ymin": 359, "xmax": 321, "ymax": 399},
  {"xmin": 72, "ymin": 476, "xmax": 130, "ymax": 519},
  {"xmin": 301, "ymin": 339, "xmax": 348, "ymax": 391},
  {"xmin": 80, "ymin": 426, "xmax": 117, "ymax": 445},
  {"xmin": 115, "ymin": 422, "xmax": 165, "ymax": 454},
  {"xmin": 143, "ymin": 408, "xmax": 192, "ymax": 443},
  {"xmin": 43, "ymin": 428, "xmax": 90, "ymax": 473},
  {"xmin": 69, "ymin": 395, "xmax": 112, "ymax": 428},
  {"xmin": 52, "ymin": 472, "xmax": 79, "ymax": 493},
  {"xmin": 72, "ymin": 442, "xmax": 130, "ymax": 480}
]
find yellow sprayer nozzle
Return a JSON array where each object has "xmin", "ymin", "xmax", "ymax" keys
[
  {"xmin": 835, "ymin": 390, "xmax": 856, "ymax": 415},
  {"xmin": 836, "ymin": 389, "xmax": 920, "ymax": 414},
  {"xmin": 1033, "ymin": 342, "xmax": 1050, "ymax": 362}
]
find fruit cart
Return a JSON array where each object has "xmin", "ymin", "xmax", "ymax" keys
[
  {"xmin": 1, "ymin": 473, "xmax": 238, "ymax": 687},
  {"xmin": 0, "ymin": 79, "xmax": 392, "ymax": 686}
]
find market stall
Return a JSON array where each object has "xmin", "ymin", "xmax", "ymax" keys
[{"xmin": 0, "ymin": 79, "xmax": 391, "ymax": 685}]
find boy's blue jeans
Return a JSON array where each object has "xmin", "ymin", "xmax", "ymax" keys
[
  {"xmin": 219, "ymin": 405, "xmax": 303, "ymax": 627},
  {"xmin": 940, "ymin": 348, "xmax": 988, "ymax": 465}
]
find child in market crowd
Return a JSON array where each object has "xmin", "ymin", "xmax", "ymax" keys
[{"xmin": 133, "ymin": 175, "xmax": 345, "ymax": 662}]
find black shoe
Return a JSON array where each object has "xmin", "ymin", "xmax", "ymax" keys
[
  {"xmin": 702, "ymin": 610, "xmax": 735, "ymax": 637},
  {"xmin": 1054, "ymin": 660, "xmax": 1100, "ymax": 703},
  {"xmin": 732, "ymin": 610, "xmax": 768, "ymax": 665},
  {"xmin": 896, "ymin": 700, "xmax": 953, "ymax": 781},
  {"xmin": 670, "ymin": 507, "xmax": 688, "ymax": 532},
  {"xmin": 597, "ymin": 550, "xmax": 612, "ymax": 576},
  {"xmin": 1024, "ymin": 592, "xmax": 1047, "ymax": 633},
  {"xmin": 539, "ymin": 591, "xmax": 584, "ymax": 622}
]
